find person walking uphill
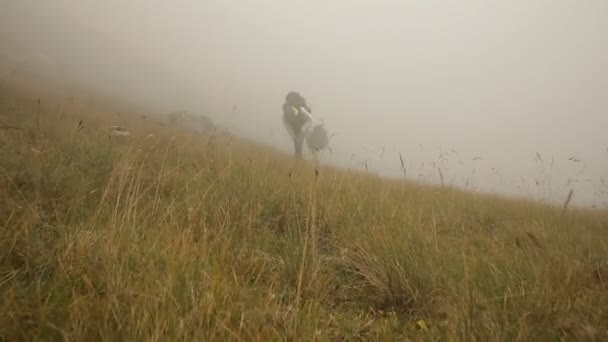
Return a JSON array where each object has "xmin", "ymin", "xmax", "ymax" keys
[{"xmin": 282, "ymin": 91, "xmax": 313, "ymax": 159}]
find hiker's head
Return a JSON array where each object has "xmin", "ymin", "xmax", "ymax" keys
[{"xmin": 285, "ymin": 91, "xmax": 306, "ymax": 107}]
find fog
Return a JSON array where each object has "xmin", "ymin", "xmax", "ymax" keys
[{"xmin": 2, "ymin": 0, "xmax": 608, "ymax": 208}]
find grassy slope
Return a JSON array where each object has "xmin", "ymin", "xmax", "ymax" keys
[{"xmin": 1, "ymin": 84, "xmax": 607, "ymax": 341}]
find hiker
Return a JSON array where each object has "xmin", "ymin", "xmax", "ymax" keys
[{"xmin": 282, "ymin": 91, "xmax": 313, "ymax": 159}]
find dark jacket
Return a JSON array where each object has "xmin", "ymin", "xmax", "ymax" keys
[{"xmin": 282, "ymin": 92, "xmax": 312, "ymax": 133}]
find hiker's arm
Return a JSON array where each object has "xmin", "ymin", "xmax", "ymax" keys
[{"xmin": 299, "ymin": 106, "xmax": 314, "ymax": 123}]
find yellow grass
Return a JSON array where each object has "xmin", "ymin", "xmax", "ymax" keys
[{"xmin": 1, "ymin": 84, "xmax": 607, "ymax": 341}]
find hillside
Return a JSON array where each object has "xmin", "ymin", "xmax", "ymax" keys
[{"xmin": 1, "ymin": 82, "xmax": 607, "ymax": 341}]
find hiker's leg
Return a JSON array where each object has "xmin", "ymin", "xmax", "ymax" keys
[{"xmin": 294, "ymin": 133, "xmax": 304, "ymax": 159}]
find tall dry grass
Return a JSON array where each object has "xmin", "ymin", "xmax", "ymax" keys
[{"xmin": 1, "ymin": 88, "xmax": 607, "ymax": 341}]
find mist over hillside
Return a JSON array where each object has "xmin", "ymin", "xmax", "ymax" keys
[
  {"xmin": 2, "ymin": 0, "xmax": 607, "ymax": 208},
  {"xmin": 1, "ymin": 3, "xmax": 608, "ymax": 340}
]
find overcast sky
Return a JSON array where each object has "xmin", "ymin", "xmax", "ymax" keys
[{"xmin": 2, "ymin": 0, "xmax": 607, "ymax": 207}]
